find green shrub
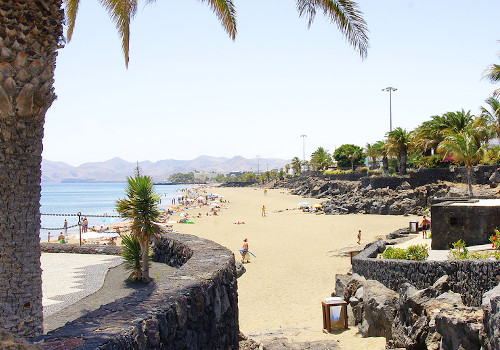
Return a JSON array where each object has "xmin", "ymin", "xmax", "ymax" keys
[
  {"xmin": 323, "ymin": 169, "xmax": 346, "ymax": 175},
  {"xmin": 413, "ymin": 154, "xmax": 457, "ymax": 168},
  {"xmin": 358, "ymin": 167, "xmax": 369, "ymax": 174},
  {"xmin": 382, "ymin": 244, "xmax": 429, "ymax": 260},
  {"xmin": 448, "ymin": 239, "xmax": 469, "ymax": 260}
]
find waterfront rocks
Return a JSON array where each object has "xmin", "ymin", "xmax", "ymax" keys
[
  {"xmin": 359, "ymin": 280, "xmax": 399, "ymax": 339},
  {"xmin": 389, "ymin": 277, "xmax": 465, "ymax": 350},
  {"xmin": 278, "ymin": 178, "xmax": 450, "ymax": 215},
  {"xmin": 435, "ymin": 307, "xmax": 483, "ymax": 350},
  {"xmin": 482, "ymin": 285, "xmax": 500, "ymax": 350},
  {"xmin": 334, "ymin": 272, "xmax": 494, "ymax": 349}
]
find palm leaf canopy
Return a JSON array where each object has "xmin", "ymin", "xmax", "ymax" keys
[
  {"xmin": 437, "ymin": 131, "xmax": 485, "ymax": 169},
  {"xmin": 385, "ymin": 127, "xmax": 413, "ymax": 156},
  {"xmin": 64, "ymin": 0, "xmax": 237, "ymax": 67},
  {"xmin": 296, "ymin": 0, "xmax": 369, "ymax": 58},
  {"xmin": 64, "ymin": 0, "xmax": 369, "ymax": 67},
  {"xmin": 116, "ymin": 175, "xmax": 161, "ymax": 240}
]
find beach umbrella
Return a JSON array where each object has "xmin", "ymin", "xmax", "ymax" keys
[
  {"xmin": 314, "ymin": 204, "xmax": 323, "ymax": 208},
  {"xmin": 298, "ymin": 201, "xmax": 312, "ymax": 206}
]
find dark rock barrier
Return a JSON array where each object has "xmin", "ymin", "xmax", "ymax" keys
[
  {"xmin": 352, "ymin": 241, "xmax": 500, "ymax": 307},
  {"xmin": 35, "ymin": 233, "xmax": 239, "ymax": 349},
  {"xmin": 41, "ymin": 243, "xmax": 122, "ymax": 256}
]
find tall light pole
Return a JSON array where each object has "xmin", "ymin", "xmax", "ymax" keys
[
  {"xmin": 382, "ymin": 87, "xmax": 397, "ymax": 132},
  {"xmin": 300, "ymin": 135, "xmax": 307, "ymax": 163},
  {"xmin": 256, "ymin": 155, "xmax": 261, "ymax": 174},
  {"xmin": 300, "ymin": 135, "xmax": 307, "ymax": 172}
]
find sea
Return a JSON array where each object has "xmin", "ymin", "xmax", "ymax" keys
[{"xmin": 40, "ymin": 183, "xmax": 192, "ymax": 241}]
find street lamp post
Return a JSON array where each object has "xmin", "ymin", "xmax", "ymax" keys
[
  {"xmin": 256, "ymin": 155, "xmax": 261, "ymax": 174},
  {"xmin": 300, "ymin": 135, "xmax": 307, "ymax": 172},
  {"xmin": 382, "ymin": 87, "xmax": 397, "ymax": 132}
]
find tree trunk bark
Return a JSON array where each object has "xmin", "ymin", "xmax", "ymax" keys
[
  {"xmin": 382, "ymin": 156, "xmax": 389, "ymax": 174},
  {"xmin": 468, "ymin": 167, "xmax": 474, "ymax": 197},
  {"xmin": 141, "ymin": 237, "xmax": 150, "ymax": 283},
  {"xmin": 0, "ymin": 0, "xmax": 63, "ymax": 337},
  {"xmin": 400, "ymin": 150, "xmax": 407, "ymax": 175}
]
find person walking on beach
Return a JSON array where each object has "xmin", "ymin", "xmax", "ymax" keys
[
  {"xmin": 357, "ymin": 230, "xmax": 361, "ymax": 244},
  {"xmin": 264, "ymin": 188, "xmax": 268, "ymax": 196},
  {"xmin": 241, "ymin": 238, "xmax": 250, "ymax": 263},
  {"xmin": 262, "ymin": 205, "xmax": 266, "ymax": 217},
  {"xmin": 64, "ymin": 220, "xmax": 68, "ymax": 234},
  {"xmin": 47, "ymin": 232, "xmax": 51, "ymax": 242},
  {"xmin": 422, "ymin": 216, "xmax": 429, "ymax": 239}
]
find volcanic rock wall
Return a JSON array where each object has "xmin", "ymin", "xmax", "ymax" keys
[{"xmin": 35, "ymin": 233, "xmax": 239, "ymax": 349}]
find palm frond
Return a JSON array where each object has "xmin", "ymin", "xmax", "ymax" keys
[
  {"xmin": 296, "ymin": 0, "xmax": 369, "ymax": 59},
  {"xmin": 64, "ymin": 0, "xmax": 80, "ymax": 41},
  {"xmin": 98, "ymin": 0, "xmax": 138, "ymax": 67}
]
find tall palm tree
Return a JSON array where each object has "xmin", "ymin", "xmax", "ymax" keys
[
  {"xmin": 484, "ymin": 44, "xmax": 500, "ymax": 98},
  {"xmin": 481, "ymin": 96, "xmax": 500, "ymax": 143},
  {"xmin": 413, "ymin": 110, "xmax": 477, "ymax": 155},
  {"xmin": 291, "ymin": 156, "xmax": 302, "ymax": 174},
  {"xmin": 385, "ymin": 127, "xmax": 414, "ymax": 175},
  {"xmin": 373, "ymin": 140, "xmax": 389, "ymax": 173},
  {"xmin": 365, "ymin": 143, "xmax": 378, "ymax": 169},
  {"xmin": 0, "ymin": 0, "xmax": 369, "ymax": 337},
  {"xmin": 310, "ymin": 147, "xmax": 332, "ymax": 170},
  {"xmin": 438, "ymin": 130, "xmax": 485, "ymax": 197},
  {"xmin": 116, "ymin": 173, "xmax": 161, "ymax": 283}
]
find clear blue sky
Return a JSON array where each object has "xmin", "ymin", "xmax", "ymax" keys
[{"xmin": 42, "ymin": 0, "xmax": 500, "ymax": 166}]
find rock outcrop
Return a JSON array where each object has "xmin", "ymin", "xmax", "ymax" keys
[
  {"xmin": 278, "ymin": 178, "xmax": 451, "ymax": 215},
  {"xmin": 482, "ymin": 284, "xmax": 500, "ymax": 350},
  {"xmin": 334, "ymin": 274, "xmax": 490, "ymax": 349}
]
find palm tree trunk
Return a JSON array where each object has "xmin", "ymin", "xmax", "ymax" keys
[
  {"xmin": 141, "ymin": 237, "xmax": 151, "ymax": 283},
  {"xmin": 400, "ymin": 151, "xmax": 408, "ymax": 175},
  {"xmin": 382, "ymin": 156, "xmax": 389, "ymax": 174},
  {"xmin": 467, "ymin": 167, "xmax": 474, "ymax": 197},
  {"xmin": 0, "ymin": 0, "xmax": 63, "ymax": 337}
]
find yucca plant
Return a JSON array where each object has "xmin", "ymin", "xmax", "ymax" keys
[
  {"xmin": 120, "ymin": 234, "xmax": 143, "ymax": 281},
  {"xmin": 116, "ymin": 171, "xmax": 161, "ymax": 283}
]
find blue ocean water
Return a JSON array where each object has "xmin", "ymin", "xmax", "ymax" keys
[{"xmin": 40, "ymin": 183, "xmax": 192, "ymax": 241}]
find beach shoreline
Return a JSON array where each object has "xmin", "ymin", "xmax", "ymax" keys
[
  {"xmin": 174, "ymin": 185, "xmax": 420, "ymax": 348},
  {"xmin": 41, "ymin": 184, "xmax": 420, "ymax": 347}
]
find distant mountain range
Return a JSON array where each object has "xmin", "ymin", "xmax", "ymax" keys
[{"xmin": 41, "ymin": 156, "xmax": 290, "ymax": 183}]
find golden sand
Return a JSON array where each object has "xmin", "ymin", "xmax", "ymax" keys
[{"xmin": 176, "ymin": 186, "xmax": 420, "ymax": 348}]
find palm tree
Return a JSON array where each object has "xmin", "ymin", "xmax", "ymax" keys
[
  {"xmin": 484, "ymin": 44, "xmax": 500, "ymax": 98},
  {"xmin": 386, "ymin": 127, "xmax": 414, "ymax": 175},
  {"xmin": 481, "ymin": 96, "xmax": 500, "ymax": 143},
  {"xmin": 291, "ymin": 156, "xmax": 302, "ymax": 174},
  {"xmin": 365, "ymin": 143, "xmax": 378, "ymax": 169},
  {"xmin": 373, "ymin": 140, "xmax": 389, "ymax": 173},
  {"xmin": 0, "ymin": 0, "xmax": 369, "ymax": 336},
  {"xmin": 438, "ymin": 130, "xmax": 485, "ymax": 197},
  {"xmin": 116, "ymin": 173, "xmax": 161, "ymax": 283},
  {"xmin": 310, "ymin": 147, "xmax": 332, "ymax": 170}
]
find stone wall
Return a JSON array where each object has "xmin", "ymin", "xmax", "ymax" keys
[
  {"xmin": 352, "ymin": 241, "xmax": 500, "ymax": 307},
  {"xmin": 319, "ymin": 165, "xmax": 499, "ymax": 189},
  {"xmin": 41, "ymin": 243, "xmax": 122, "ymax": 256},
  {"xmin": 34, "ymin": 233, "xmax": 239, "ymax": 349},
  {"xmin": 431, "ymin": 200, "xmax": 500, "ymax": 249}
]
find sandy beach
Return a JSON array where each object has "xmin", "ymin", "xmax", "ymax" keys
[{"xmin": 174, "ymin": 186, "xmax": 421, "ymax": 348}]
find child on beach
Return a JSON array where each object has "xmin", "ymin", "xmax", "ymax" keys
[
  {"xmin": 357, "ymin": 230, "xmax": 361, "ymax": 244},
  {"xmin": 262, "ymin": 205, "xmax": 266, "ymax": 217},
  {"xmin": 241, "ymin": 238, "xmax": 250, "ymax": 263}
]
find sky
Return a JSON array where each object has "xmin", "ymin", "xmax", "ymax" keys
[{"xmin": 42, "ymin": 0, "xmax": 500, "ymax": 166}]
